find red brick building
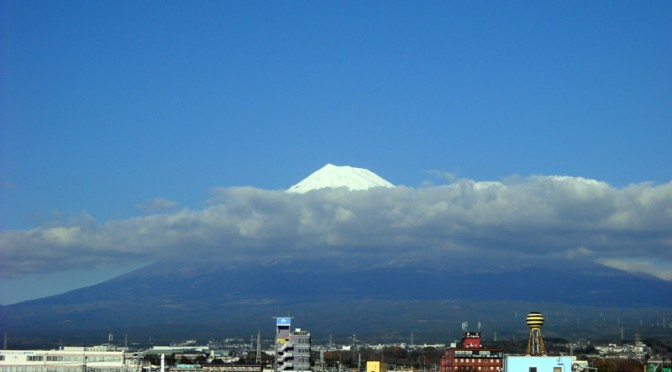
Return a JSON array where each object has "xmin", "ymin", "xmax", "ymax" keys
[{"xmin": 440, "ymin": 332, "xmax": 503, "ymax": 372}]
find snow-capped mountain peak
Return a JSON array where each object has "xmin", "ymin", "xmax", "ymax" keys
[{"xmin": 287, "ymin": 163, "xmax": 395, "ymax": 193}]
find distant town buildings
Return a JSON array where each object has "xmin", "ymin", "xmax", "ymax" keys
[
  {"xmin": 595, "ymin": 342, "xmax": 650, "ymax": 360},
  {"xmin": 1, "ymin": 312, "xmax": 670, "ymax": 372}
]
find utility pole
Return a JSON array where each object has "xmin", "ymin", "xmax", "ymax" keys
[{"xmin": 255, "ymin": 331, "xmax": 261, "ymax": 364}]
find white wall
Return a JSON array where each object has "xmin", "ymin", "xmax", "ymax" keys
[{"xmin": 504, "ymin": 355, "xmax": 574, "ymax": 372}]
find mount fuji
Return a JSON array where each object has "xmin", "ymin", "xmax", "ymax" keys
[
  {"xmin": 287, "ymin": 163, "xmax": 395, "ymax": 193},
  {"xmin": 2, "ymin": 164, "xmax": 672, "ymax": 346}
]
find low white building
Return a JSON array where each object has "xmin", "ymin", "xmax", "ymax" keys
[
  {"xmin": 0, "ymin": 349, "xmax": 139, "ymax": 372},
  {"xmin": 503, "ymin": 355, "xmax": 575, "ymax": 372}
]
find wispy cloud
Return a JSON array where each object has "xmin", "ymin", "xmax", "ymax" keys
[
  {"xmin": 134, "ymin": 197, "xmax": 178, "ymax": 214},
  {"xmin": 597, "ymin": 257, "xmax": 672, "ymax": 281},
  {"xmin": 1, "ymin": 176, "xmax": 671, "ymax": 280}
]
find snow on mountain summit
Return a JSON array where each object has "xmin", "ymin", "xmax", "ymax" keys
[{"xmin": 287, "ymin": 164, "xmax": 395, "ymax": 193}]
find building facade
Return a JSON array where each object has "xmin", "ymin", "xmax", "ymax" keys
[
  {"xmin": 366, "ymin": 361, "xmax": 387, "ymax": 372},
  {"xmin": 503, "ymin": 355, "xmax": 575, "ymax": 372},
  {"xmin": 0, "ymin": 348, "xmax": 138, "ymax": 372},
  {"xmin": 440, "ymin": 332, "xmax": 503, "ymax": 372},
  {"xmin": 274, "ymin": 317, "xmax": 311, "ymax": 372}
]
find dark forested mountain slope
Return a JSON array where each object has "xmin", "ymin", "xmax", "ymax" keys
[{"xmin": 1, "ymin": 260, "xmax": 670, "ymax": 345}]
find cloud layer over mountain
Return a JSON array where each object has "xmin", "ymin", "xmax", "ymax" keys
[{"xmin": 2, "ymin": 176, "xmax": 671, "ymax": 281}]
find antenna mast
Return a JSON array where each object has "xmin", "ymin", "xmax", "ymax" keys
[{"xmin": 256, "ymin": 331, "xmax": 261, "ymax": 364}]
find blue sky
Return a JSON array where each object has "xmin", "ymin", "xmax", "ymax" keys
[{"xmin": 1, "ymin": 1, "xmax": 671, "ymax": 305}]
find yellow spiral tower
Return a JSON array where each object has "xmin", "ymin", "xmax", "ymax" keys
[{"xmin": 526, "ymin": 311, "xmax": 546, "ymax": 356}]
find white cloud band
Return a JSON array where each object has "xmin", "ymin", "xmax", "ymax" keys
[{"xmin": 1, "ymin": 176, "xmax": 671, "ymax": 279}]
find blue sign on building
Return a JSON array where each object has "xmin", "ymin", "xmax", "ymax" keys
[{"xmin": 276, "ymin": 317, "xmax": 291, "ymax": 326}]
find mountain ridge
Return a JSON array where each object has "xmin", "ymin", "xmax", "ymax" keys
[
  {"xmin": 2, "ymin": 260, "xmax": 671, "ymax": 345},
  {"xmin": 3, "ymin": 164, "xmax": 671, "ymax": 345}
]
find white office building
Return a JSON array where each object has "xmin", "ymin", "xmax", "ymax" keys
[{"xmin": 0, "ymin": 348, "xmax": 140, "ymax": 372}]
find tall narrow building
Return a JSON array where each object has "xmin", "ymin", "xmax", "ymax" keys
[{"xmin": 274, "ymin": 317, "xmax": 311, "ymax": 372}]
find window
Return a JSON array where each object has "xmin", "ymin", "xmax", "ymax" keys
[
  {"xmin": 554, "ymin": 368, "xmax": 562, "ymax": 372},
  {"xmin": 28, "ymin": 356, "xmax": 44, "ymax": 361},
  {"xmin": 529, "ymin": 368, "xmax": 537, "ymax": 372}
]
